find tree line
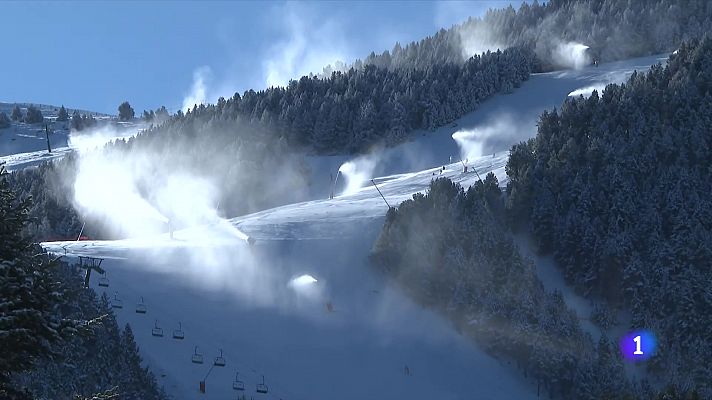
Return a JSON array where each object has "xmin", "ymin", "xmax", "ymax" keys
[
  {"xmin": 505, "ymin": 36, "xmax": 712, "ymax": 396},
  {"xmin": 0, "ymin": 165, "xmax": 166, "ymax": 399},
  {"xmin": 357, "ymin": 0, "xmax": 712, "ymax": 72},
  {"xmin": 370, "ymin": 177, "xmax": 640, "ymax": 399}
]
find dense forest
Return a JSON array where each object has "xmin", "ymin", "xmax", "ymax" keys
[
  {"xmin": 358, "ymin": 0, "xmax": 712, "ymax": 71},
  {"xmin": 11, "ymin": 0, "xmax": 711, "ymax": 242},
  {"xmin": 145, "ymin": 45, "xmax": 534, "ymax": 154},
  {"xmin": 506, "ymin": 37, "xmax": 712, "ymax": 395},
  {"xmin": 0, "ymin": 166, "xmax": 166, "ymax": 399},
  {"xmin": 370, "ymin": 177, "xmax": 645, "ymax": 399},
  {"xmin": 9, "ymin": 44, "xmax": 533, "ymax": 241}
]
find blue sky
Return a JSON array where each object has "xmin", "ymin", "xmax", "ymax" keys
[{"xmin": 1, "ymin": 1, "xmax": 519, "ymax": 115}]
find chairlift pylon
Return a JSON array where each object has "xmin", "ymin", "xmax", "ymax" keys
[
  {"xmin": 172, "ymin": 322, "xmax": 185, "ymax": 340},
  {"xmin": 111, "ymin": 291, "xmax": 123, "ymax": 309},
  {"xmin": 232, "ymin": 372, "xmax": 245, "ymax": 391},
  {"xmin": 98, "ymin": 271, "xmax": 109, "ymax": 287},
  {"xmin": 256, "ymin": 375, "xmax": 269, "ymax": 394},
  {"xmin": 213, "ymin": 348, "xmax": 226, "ymax": 367},
  {"xmin": 151, "ymin": 319, "xmax": 164, "ymax": 337},
  {"xmin": 135, "ymin": 296, "xmax": 147, "ymax": 314},
  {"xmin": 79, "ymin": 256, "xmax": 105, "ymax": 288},
  {"xmin": 191, "ymin": 346, "xmax": 204, "ymax": 364}
]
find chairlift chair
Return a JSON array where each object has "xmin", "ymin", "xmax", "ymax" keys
[
  {"xmin": 135, "ymin": 296, "xmax": 147, "ymax": 314},
  {"xmin": 256, "ymin": 375, "xmax": 269, "ymax": 394},
  {"xmin": 233, "ymin": 372, "xmax": 245, "ymax": 391},
  {"xmin": 214, "ymin": 349, "xmax": 226, "ymax": 367},
  {"xmin": 172, "ymin": 322, "xmax": 185, "ymax": 339},
  {"xmin": 151, "ymin": 320, "xmax": 164, "ymax": 337},
  {"xmin": 111, "ymin": 292, "xmax": 123, "ymax": 309},
  {"xmin": 191, "ymin": 346, "xmax": 204, "ymax": 364},
  {"xmin": 98, "ymin": 271, "xmax": 109, "ymax": 287}
]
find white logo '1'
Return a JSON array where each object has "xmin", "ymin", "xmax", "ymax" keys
[{"xmin": 633, "ymin": 335, "xmax": 644, "ymax": 355}]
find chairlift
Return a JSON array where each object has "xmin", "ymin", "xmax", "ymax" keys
[
  {"xmin": 111, "ymin": 292, "xmax": 123, "ymax": 309},
  {"xmin": 256, "ymin": 375, "xmax": 269, "ymax": 394},
  {"xmin": 172, "ymin": 322, "xmax": 185, "ymax": 340},
  {"xmin": 151, "ymin": 319, "xmax": 164, "ymax": 337},
  {"xmin": 232, "ymin": 372, "xmax": 245, "ymax": 391},
  {"xmin": 135, "ymin": 296, "xmax": 147, "ymax": 314},
  {"xmin": 191, "ymin": 346, "xmax": 204, "ymax": 364},
  {"xmin": 98, "ymin": 271, "xmax": 109, "ymax": 287},
  {"xmin": 213, "ymin": 348, "xmax": 226, "ymax": 367}
]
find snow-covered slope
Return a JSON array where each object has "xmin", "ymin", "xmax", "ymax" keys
[
  {"xmin": 0, "ymin": 120, "xmax": 146, "ymax": 171},
  {"xmin": 38, "ymin": 54, "xmax": 667, "ymax": 399},
  {"xmin": 304, "ymin": 53, "xmax": 667, "ymax": 198},
  {"xmin": 0, "ymin": 103, "xmax": 107, "ymax": 156},
  {"xmin": 44, "ymin": 155, "xmax": 528, "ymax": 400}
]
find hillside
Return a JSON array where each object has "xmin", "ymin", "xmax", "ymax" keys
[
  {"xmin": 3, "ymin": 1, "xmax": 709, "ymax": 399},
  {"xmin": 37, "ymin": 53, "xmax": 669, "ymax": 399},
  {"xmin": 506, "ymin": 36, "xmax": 712, "ymax": 396}
]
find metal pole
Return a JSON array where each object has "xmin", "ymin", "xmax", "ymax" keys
[
  {"xmin": 203, "ymin": 364, "xmax": 215, "ymax": 381},
  {"xmin": 331, "ymin": 170, "xmax": 341, "ymax": 199},
  {"xmin": 370, "ymin": 179, "xmax": 391, "ymax": 209},
  {"xmin": 45, "ymin": 124, "xmax": 51, "ymax": 153},
  {"xmin": 461, "ymin": 157, "xmax": 484, "ymax": 184},
  {"xmin": 472, "ymin": 165, "xmax": 484, "ymax": 184},
  {"xmin": 76, "ymin": 221, "xmax": 86, "ymax": 241}
]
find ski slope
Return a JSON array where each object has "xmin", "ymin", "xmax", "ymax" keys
[
  {"xmin": 43, "ymin": 156, "xmax": 527, "ymax": 400},
  {"xmin": 37, "ymin": 54, "xmax": 668, "ymax": 399},
  {"xmin": 0, "ymin": 102, "xmax": 144, "ymax": 171},
  {"xmin": 304, "ymin": 53, "xmax": 667, "ymax": 197}
]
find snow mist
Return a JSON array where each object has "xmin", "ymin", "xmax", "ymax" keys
[
  {"xmin": 181, "ymin": 66, "xmax": 211, "ymax": 112},
  {"xmin": 552, "ymin": 42, "xmax": 591, "ymax": 70},
  {"xmin": 66, "ymin": 120, "xmax": 323, "ymax": 311},
  {"xmin": 68, "ymin": 122, "xmax": 144, "ymax": 153},
  {"xmin": 263, "ymin": 3, "xmax": 350, "ymax": 88},
  {"xmin": 457, "ymin": 21, "xmax": 503, "ymax": 60},
  {"xmin": 452, "ymin": 116, "xmax": 514, "ymax": 161},
  {"xmin": 337, "ymin": 154, "xmax": 379, "ymax": 196}
]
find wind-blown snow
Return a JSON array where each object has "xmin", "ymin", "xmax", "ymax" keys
[
  {"xmin": 36, "ymin": 54, "xmax": 669, "ymax": 400},
  {"xmin": 0, "ymin": 121, "xmax": 144, "ymax": 171},
  {"xmin": 43, "ymin": 155, "xmax": 522, "ymax": 400}
]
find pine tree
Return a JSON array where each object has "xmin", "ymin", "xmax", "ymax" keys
[
  {"xmin": 10, "ymin": 105, "xmax": 23, "ymax": 122},
  {"xmin": 57, "ymin": 105, "xmax": 69, "ymax": 122},
  {"xmin": 0, "ymin": 112, "xmax": 10, "ymax": 129},
  {"xmin": 118, "ymin": 101, "xmax": 135, "ymax": 121},
  {"xmin": 0, "ymin": 165, "xmax": 63, "ymax": 398},
  {"xmin": 23, "ymin": 105, "xmax": 43, "ymax": 124},
  {"xmin": 71, "ymin": 111, "xmax": 83, "ymax": 131}
]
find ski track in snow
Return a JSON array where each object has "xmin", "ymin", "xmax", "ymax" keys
[{"xmin": 35, "ymin": 54, "xmax": 666, "ymax": 399}]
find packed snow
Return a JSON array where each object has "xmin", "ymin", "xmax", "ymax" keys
[{"xmin": 34, "ymin": 54, "xmax": 667, "ymax": 399}]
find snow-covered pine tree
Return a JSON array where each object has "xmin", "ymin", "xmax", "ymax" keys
[
  {"xmin": 10, "ymin": 105, "xmax": 22, "ymax": 122},
  {"xmin": 0, "ymin": 164, "xmax": 63, "ymax": 398},
  {"xmin": 0, "ymin": 112, "xmax": 10, "ymax": 129},
  {"xmin": 57, "ymin": 105, "xmax": 69, "ymax": 122}
]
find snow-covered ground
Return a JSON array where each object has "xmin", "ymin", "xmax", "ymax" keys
[
  {"xmin": 0, "ymin": 120, "xmax": 146, "ymax": 171},
  {"xmin": 36, "ymin": 54, "xmax": 668, "ymax": 399},
  {"xmin": 43, "ymin": 155, "xmax": 531, "ymax": 400},
  {"xmin": 305, "ymin": 53, "xmax": 667, "ymax": 198}
]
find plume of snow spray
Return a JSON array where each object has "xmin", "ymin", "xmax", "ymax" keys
[
  {"xmin": 553, "ymin": 42, "xmax": 591, "ymax": 70},
  {"xmin": 66, "ymin": 119, "xmax": 319, "ymax": 311},
  {"xmin": 452, "ymin": 114, "xmax": 536, "ymax": 161},
  {"xmin": 337, "ymin": 154, "xmax": 379, "ymax": 196},
  {"xmin": 68, "ymin": 122, "xmax": 144, "ymax": 153},
  {"xmin": 182, "ymin": 66, "xmax": 211, "ymax": 112},
  {"xmin": 457, "ymin": 21, "xmax": 503, "ymax": 60},
  {"xmin": 263, "ymin": 3, "xmax": 350, "ymax": 87}
]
